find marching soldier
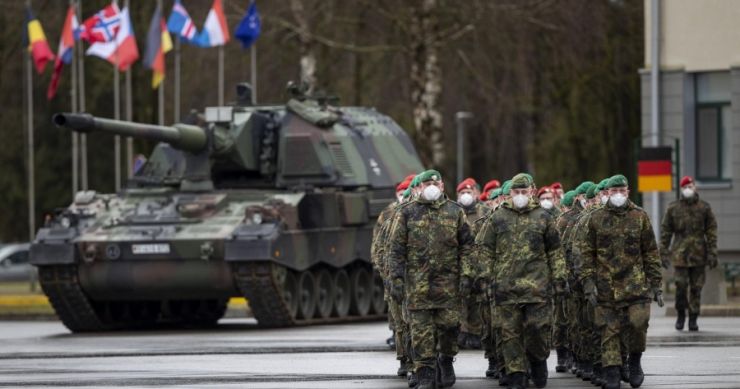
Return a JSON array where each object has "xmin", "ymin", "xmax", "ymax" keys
[
  {"xmin": 660, "ymin": 175, "xmax": 718, "ymax": 331},
  {"xmin": 575, "ymin": 175, "xmax": 663, "ymax": 389},
  {"xmin": 475, "ymin": 173, "xmax": 568, "ymax": 389},
  {"xmin": 388, "ymin": 170, "xmax": 474, "ymax": 389}
]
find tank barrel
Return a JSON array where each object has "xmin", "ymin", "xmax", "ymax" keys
[{"xmin": 52, "ymin": 112, "xmax": 208, "ymax": 152}]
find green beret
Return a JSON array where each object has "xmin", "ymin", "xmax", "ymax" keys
[
  {"xmin": 510, "ymin": 173, "xmax": 534, "ymax": 189},
  {"xmin": 596, "ymin": 178, "xmax": 610, "ymax": 191},
  {"xmin": 402, "ymin": 188, "xmax": 412, "ymax": 198},
  {"xmin": 606, "ymin": 174, "xmax": 629, "ymax": 188},
  {"xmin": 586, "ymin": 184, "xmax": 598, "ymax": 199},
  {"xmin": 488, "ymin": 188, "xmax": 502, "ymax": 200},
  {"xmin": 501, "ymin": 180, "xmax": 513, "ymax": 196},
  {"xmin": 409, "ymin": 175, "xmax": 421, "ymax": 188},
  {"xmin": 417, "ymin": 169, "xmax": 442, "ymax": 183},
  {"xmin": 561, "ymin": 190, "xmax": 576, "ymax": 207},
  {"xmin": 575, "ymin": 181, "xmax": 595, "ymax": 195}
]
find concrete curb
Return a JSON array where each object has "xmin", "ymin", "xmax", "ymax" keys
[{"xmin": 665, "ymin": 305, "xmax": 740, "ymax": 317}]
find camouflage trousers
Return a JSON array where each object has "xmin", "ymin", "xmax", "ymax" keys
[
  {"xmin": 498, "ymin": 302, "xmax": 552, "ymax": 374},
  {"xmin": 675, "ymin": 266, "xmax": 706, "ymax": 316},
  {"xmin": 488, "ymin": 305, "xmax": 505, "ymax": 371},
  {"xmin": 481, "ymin": 298, "xmax": 494, "ymax": 359},
  {"xmin": 460, "ymin": 296, "xmax": 484, "ymax": 336},
  {"xmin": 594, "ymin": 302, "xmax": 650, "ymax": 367},
  {"xmin": 552, "ymin": 296, "xmax": 569, "ymax": 349},
  {"xmin": 387, "ymin": 297, "xmax": 410, "ymax": 361},
  {"xmin": 577, "ymin": 297, "xmax": 600, "ymax": 364},
  {"xmin": 409, "ymin": 308, "xmax": 460, "ymax": 370}
]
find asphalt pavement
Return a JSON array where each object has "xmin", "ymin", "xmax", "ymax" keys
[{"xmin": 1, "ymin": 304, "xmax": 739, "ymax": 388}]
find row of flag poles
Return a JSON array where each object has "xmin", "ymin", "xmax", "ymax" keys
[{"xmin": 24, "ymin": 0, "xmax": 262, "ymax": 239}]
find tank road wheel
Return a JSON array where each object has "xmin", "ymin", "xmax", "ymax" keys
[
  {"xmin": 350, "ymin": 267, "xmax": 372, "ymax": 316},
  {"xmin": 297, "ymin": 271, "xmax": 318, "ymax": 320},
  {"xmin": 282, "ymin": 271, "xmax": 300, "ymax": 320},
  {"xmin": 314, "ymin": 269, "xmax": 334, "ymax": 319},
  {"xmin": 332, "ymin": 269, "xmax": 351, "ymax": 318},
  {"xmin": 370, "ymin": 271, "xmax": 387, "ymax": 314}
]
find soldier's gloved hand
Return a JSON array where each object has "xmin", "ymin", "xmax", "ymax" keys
[
  {"xmin": 652, "ymin": 287, "xmax": 664, "ymax": 307},
  {"xmin": 460, "ymin": 276, "xmax": 473, "ymax": 299},
  {"xmin": 660, "ymin": 253, "xmax": 671, "ymax": 269},
  {"xmin": 554, "ymin": 280, "xmax": 571, "ymax": 297},
  {"xmin": 583, "ymin": 279, "xmax": 597, "ymax": 307},
  {"xmin": 708, "ymin": 255, "xmax": 719, "ymax": 269},
  {"xmin": 390, "ymin": 278, "xmax": 404, "ymax": 302}
]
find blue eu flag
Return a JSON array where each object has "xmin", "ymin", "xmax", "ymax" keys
[{"xmin": 235, "ymin": 1, "xmax": 261, "ymax": 48}]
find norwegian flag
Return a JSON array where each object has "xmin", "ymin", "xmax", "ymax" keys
[{"xmin": 79, "ymin": 3, "xmax": 121, "ymax": 44}]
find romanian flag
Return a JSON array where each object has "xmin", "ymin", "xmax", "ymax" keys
[
  {"xmin": 25, "ymin": 7, "xmax": 55, "ymax": 74},
  {"xmin": 144, "ymin": 5, "xmax": 173, "ymax": 89},
  {"xmin": 638, "ymin": 147, "xmax": 673, "ymax": 192}
]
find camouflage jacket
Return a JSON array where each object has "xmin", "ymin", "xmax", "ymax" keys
[
  {"xmin": 555, "ymin": 201, "xmax": 584, "ymax": 282},
  {"xmin": 474, "ymin": 201, "xmax": 567, "ymax": 305},
  {"xmin": 387, "ymin": 197, "xmax": 474, "ymax": 310},
  {"xmin": 575, "ymin": 201, "xmax": 662, "ymax": 305},
  {"xmin": 462, "ymin": 201, "xmax": 490, "ymax": 237},
  {"xmin": 371, "ymin": 201, "xmax": 399, "ymax": 278},
  {"xmin": 660, "ymin": 196, "xmax": 718, "ymax": 267}
]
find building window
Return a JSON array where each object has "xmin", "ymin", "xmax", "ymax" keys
[{"xmin": 695, "ymin": 72, "xmax": 732, "ymax": 181}]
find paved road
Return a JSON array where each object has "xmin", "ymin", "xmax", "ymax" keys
[{"xmin": 1, "ymin": 305, "xmax": 739, "ymax": 388}]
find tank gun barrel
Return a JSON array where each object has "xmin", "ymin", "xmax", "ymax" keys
[{"xmin": 53, "ymin": 113, "xmax": 208, "ymax": 153}]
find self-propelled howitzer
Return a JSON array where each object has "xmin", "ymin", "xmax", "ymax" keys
[{"xmin": 32, "ymin": 86, "xmax": 423, "ymax": 332}]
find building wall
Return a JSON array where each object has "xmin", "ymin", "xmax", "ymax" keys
[
  {"xmin": 640, "ymin": 69, "xmax": 740, "ymax": 261},
  {"xmin": 645, "ymin": 0, "xmax": 740, "ymax": 71}
]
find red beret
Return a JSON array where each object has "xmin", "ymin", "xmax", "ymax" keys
[
  {"xmin": 396, "ymin": 179, "xmax": 411, "ymax": 192},
  {"xmin": 550, "ymin": 182, "xmax": 563, "ymax": 190},
  {"xmin": 479, "ymin": 193, "xmax": 488, "ymax": 201},
  {"xmin": 456, "ymin": 178, "xmax": 478, "ymax": 193},
  {"xmin": 482, "ymin": 180, "xmax": 501, "ymax": 193},
  {"xmin": 537, "ymin": 186, "xmax": 552, "ymax": 198},
  {"xmin": 404, "ymin": 174, "xmax": 417, "ymax": 182},
  {"xmin": 680, "ymin": 176, "xmax": 694, "ymax": 187}
]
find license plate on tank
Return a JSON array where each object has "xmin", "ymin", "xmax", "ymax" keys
[{"xmin": 131, "ymin": 243, "xmax": 171, "ymax": 255}]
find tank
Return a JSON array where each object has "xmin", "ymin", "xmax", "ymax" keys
[{"xmin": 30, "ymin": 83, "xmax": 423, "ymax": 331}]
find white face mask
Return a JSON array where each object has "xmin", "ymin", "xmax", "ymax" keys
[
  {"xmin": 397, "ymin": 194, "xmax": 404, "ymax": 203},
  {"xmin": 458, "ymin": 193, "xmax": 474, "ymax": 207},
  {"xmin": 682, "ymin": 188, "xmax": 695, "ymax": 198},
  {"xmin": 512, "ymin": 194, "xmax": 530, "ymax": 209},
  {"xmin": 579, "ymin": 198, "xmax": 587, "ymax": 208},
  {"xmin": 609, "ymin": 193, "xmax": 628, "ymax": 207},
  {"xmin": 600, "ymin": 195, "xmax": 608, "ymax": 205},
  {"xmin": 540, "ymin": 199, "xmax": 554, "ymax": 210},
  {"xmin": 422, "ymin": 185, "xmax": 442, "ymax": 201}
]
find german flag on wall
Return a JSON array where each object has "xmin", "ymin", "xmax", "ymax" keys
[{"xmin": 638, "ymin": 147, "xmax": 673, "ymax": 192}]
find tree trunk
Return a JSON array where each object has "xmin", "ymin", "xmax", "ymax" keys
[
  {"xmin": 291, "ymin": 0, "xmax": 317, "ymax": 93},
  {"xmin": 408, "ymin": 0, "xmax": 444, "ymax": 169}
]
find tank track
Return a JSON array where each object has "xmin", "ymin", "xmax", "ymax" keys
[
  {"xmin": 231, "ymin": 262, "xmax": 385, "ymax": 327},
  {"xmin": 37, "ymin": 265, "xmax": 110, "ymax": 332}
]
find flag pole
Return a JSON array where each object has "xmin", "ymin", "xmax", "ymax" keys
[
  {"xmin": 113, "ymin": 1, "xmax": 122, "ymax": 192},
  {"xmin": 125, "ymin": 0, "xmax": 133, "ymax": 178},
  {"xmin": 250, "ymin": 43, "xmax": 257, "ymax": 103},
  {"xmin": 174, "ymin": 36, "xmax": 181, "ymax": 122},
  {"xmin": 218, "ymin": 45, "xmax": 224, "ymax": 105},
  {"xmin": 25, "ymin": 0, "xmax": 36, "ymax": 241},
  {"xmin": 77, "ymin": 0, "xmax": 88, "ymax": 190},
  {"xmin": 157, "ymin": 0, "xmax": 165, "ymax": 126},
  {"xmin": 70, "ymin": 0, "xmax": 79, "ymax": 195}
]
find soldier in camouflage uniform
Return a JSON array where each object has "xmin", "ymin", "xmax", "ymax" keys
[
  {"xmin": 479, "ymin": 189, "xmax": 502, "ymax": 379},
  {"xmin": 556, "ymin": 181, "xmax": 592, "ymax": 377},
  {"xmin": 475, "ymin": 173, "xmax": 568, "ymax": 389},
  {"xmin": 371, "ymin": 174, "xmax": 416, "ymax": 377},
  {"xmin": 660, "ymin": 175, "xmax": 718, "ymax": 332},
  {"xmin": 575, "ymin": 175, "xmax": 663, "ymax": 389},
  {"xmin": 456, "ymin": 178, "xmax": 489, "ymax": 350},
  {"xmin": 537, "ymin": 186, "xmax": 560, "ymax": 217},
  {"xmin": 480, "ymin": 180, "xmax": 501, "ymax": 204},
  {"xmin": 388, "ymin": 170, "xmax": 474, "ymax": 389}
]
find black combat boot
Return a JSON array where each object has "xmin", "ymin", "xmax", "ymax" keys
[
  {"xmin": 555, "ymin": 347, "xmax": 568, "ymax": 372},
  {"xmin": 575, "ymin": 361, "xmax": 583, "ymax": 377},
  {"xmin": 571, "ymin": 357, "xmax": 579, "ymax": 375},
  {"xmin": 688, "ymin": 315, "xmax": 699, "ymax": 331},
  {"xmin": 580, "ymin": 361, "xmax": 593, "ymax": 381},
  {"xmin": 498, "ymin": 369, "xmax": 508, "ymax": 386},
  {"xmin": 675, "ymin": 310, "xmax": 686, "ymax": 330},
  {"xmin": 628, "ymin": 352, "xmax": 644, "ymax": 388},
  {"xmin": 408, "ymin": 370, "xmax": 418, "ymax": 388},
  {"xmin": 603, "ymin": 366, "xmax": 621, "ymax": 389},
  {"xmin": 486, "ymin": 358, "xmax": 499, "ymax": 378},
  {"xmin": 457, "ymin": 332, "xmax": 469, "ymax": 349},
  {"xmin": 529, "ymin": 359, "xmax": 548, "ymax": 388},
  {"xmin": 437, "ymin": 355, "xmax": 456, "ymax": 388},
  {"xmin": 506, "ymin": 372, "xmax": 527, "ymax": 389},
  {"xmin": 416, "ymin": 366, "xmax": 435, "ymax": 389},
  {"xmin": 621, "ymin": 353, "xmax": 629, "ymax": 382},
  {"xmin": 591, "ymin": 363, "xmax": 603, "ymax": 386},
  {"xmin": 398, "ymin": 358, "xmax": 411, "ymax": 377}
]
